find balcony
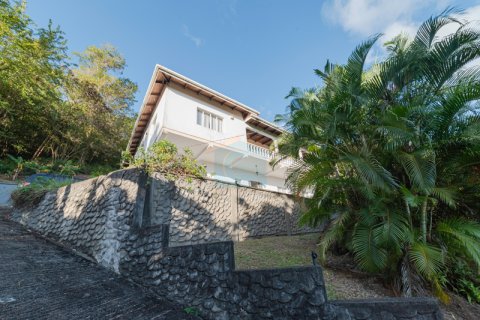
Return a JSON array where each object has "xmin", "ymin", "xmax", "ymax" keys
[
  {"xmin": 247, "ymin": 142, "xmax": 274, "ymax": 160},
  {"xmin": 246, "ymin": 142, "xmax": 295, "ymax": 167}
]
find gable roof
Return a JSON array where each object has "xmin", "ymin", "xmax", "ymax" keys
[{"xmin": 128, "ymin": 64, "xmax": 283, "ymax": 155}]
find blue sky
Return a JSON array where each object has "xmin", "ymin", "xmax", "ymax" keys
[{"xmin": 26, "ymin": 0, "xmax": 479, "ymax": 121}]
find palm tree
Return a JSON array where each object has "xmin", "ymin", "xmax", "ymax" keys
[{"xmin": 274, "ymin": 10, "xmax": 480, "ymax": 301}]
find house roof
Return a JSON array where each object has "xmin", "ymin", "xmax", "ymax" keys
[
  {"xmin": 246, "ymin": 115, "xmax": 284, "ymax": 136},
  {"xmin": 128, "ymin": 64, "xmax": 284, "ymax": 155}
]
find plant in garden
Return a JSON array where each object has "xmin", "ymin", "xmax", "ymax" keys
[
  {"xmin": 124, "ymin": 140, "xmax": 206, "ymax": 180},
  {"xmin": 274, "ymin": 10, "xmax": 480, "ymax": 301},
  {"xmin": 11, "ymin": 178, "xmax": 72, "ymax": 208}
]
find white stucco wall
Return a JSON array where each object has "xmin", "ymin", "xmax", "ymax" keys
[
  {"xmin": 204, "ymin": 162, "xmax": 287, "ymax": 191},
  {"xmin": 141, "ymin": 88, "xmax": 167, "ymax": 150},
  {"xmin": 137, "ymin": 84, "xmax": 288, "ymax": 192},
  {"xmin": 142, "ymin": 85, "xmax": 248, "ymax": 151}
]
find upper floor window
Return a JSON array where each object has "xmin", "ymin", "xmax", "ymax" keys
[{"xmin": 197, "ymin": 108, "xmax": 223, "ymax": 132}]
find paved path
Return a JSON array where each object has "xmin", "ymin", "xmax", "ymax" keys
[
  {"xmin": 0, "ymin": 182, "xmax": 16, "ymax": 206},
  {"xmin": 0, "ymin": 210, "xmax": 196, "ymax": 320}
]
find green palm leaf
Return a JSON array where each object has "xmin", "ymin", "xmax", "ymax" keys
[
  {"xmin": 397, "ymin": 150, "xmax": 436, "ymax": 191},
  {"xmin": 430, "ymin": 187, "xmax": 457, "ymax": 208},
  {"xmin": 436, "ymin": 218, "xmax": 480, "ymax": 267},
  {"xmin": 318, "ymin": 211, "xmax": 352, "ymax": 262},
  {"xmin": 409, "ymin": 242, "xmax": 444, "ymax": 280},
  {"xmin": 352, "ymin": 222, "xmax": 388, "ymax": 272}
]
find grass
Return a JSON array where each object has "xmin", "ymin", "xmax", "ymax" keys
[
  {"xmin": 234, "ymin": 233, "xmax": 340, "ymax": 299},
  {"xmin": 234, "ymin": 233, "xmax": 319, "ymax": 270}
]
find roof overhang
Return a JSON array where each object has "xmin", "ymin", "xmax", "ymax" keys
[{"xmin": 245, "ymin": 115, "xmax": 284, "ymax": 136}]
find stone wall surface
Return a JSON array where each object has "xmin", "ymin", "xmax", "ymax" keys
[
  {"xmin": 332, "ymin": 298, "xmax": 443, "ymax": 320},
  {"xmin": 11, "ymin": 169, "xmax": 140, "ymax": 272},
  {"xmin": 149, "ymin": 174, "xmax": 322, "ymax": 246},
  {"xmin": 10, "ymin": 169, "xmax": 443, "ymax": 320},
  {"xmin": 150, "ymin": 175, "xmax": 237, "ymax": 246}
]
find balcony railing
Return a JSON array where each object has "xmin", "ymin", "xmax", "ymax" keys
[
  {"xmin": 246, "ymin": 142, "xmax": 296, "ymax": 168},
  {"xmin": 247, "ymin": 142, "xmax": 274, "ymax": 160}
]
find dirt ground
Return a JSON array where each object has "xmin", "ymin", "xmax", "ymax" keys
[{"xmin": 234, "ymin": 233, "xmax": 480, "ymax": 320}]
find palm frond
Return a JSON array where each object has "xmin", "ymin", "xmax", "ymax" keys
[
  {"xmin": 431, "ymin": 187, "xmax": 457, "ymax": 208},
  {"xmin": 372, "ymin": 208, "xmax": 410, "ymax": 250},
  {"xmin": 352, "ymin": 222, "xmax": 388, "ymax": 272},
  {"xmin": 409, "ymin": 242, "xmax": 444, "ymax": 280},
  {"xmin": 344, "ymin": 147, "xmax": 397, "ymax": 192},
  {"xmin": 343, "ymin": 34, "xmax": 382, "ymax": 97},
  {"xmin": 413, "ymin": 8, "xmax": 462, "ymax": 50},
  {"xmin": 436, "ymin": 218, "xmax": 480, "ymax": 267},
  {"xmin": 397, "ymin": 150, "xmax": 436, "ymax": 191},
  {"xmin": 317, "ymin": 211, "xmax": 352, "ymax": 262}
]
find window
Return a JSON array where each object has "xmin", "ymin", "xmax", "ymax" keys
[{"xmin": 197, "ymin": 108, "xmax": 223, "ymax": 132}]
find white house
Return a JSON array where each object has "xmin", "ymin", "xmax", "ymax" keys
[{"xmin": 127, "ymin": 65, "xmax": 293, "ymax": 193}]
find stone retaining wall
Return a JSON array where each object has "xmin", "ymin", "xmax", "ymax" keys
[
  {"xmin": 11, "ymin": 169, "xmax": 140, "ymax": 272},
  {"xmin": 10, "ymin": 169, "xmax": 443, "ymax": 320},
  {"xmin": 332, "ymin": 298, "xmax": 443, "ymax": 320},
  {"xmin": 148, "ymin": 174, "xmax": 321, "ymax": 246}
]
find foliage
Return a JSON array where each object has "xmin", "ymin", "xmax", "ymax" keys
[
  {"xmin": 0, "ymin": 0, "xmax": 136, "ymax": 168},
  {"xmin": 183, "ymin": 307, "xmax": 199, "ymax": 316},
  {"xmin": 275, "ymin": 10, "xmax": 480, "ymax": 302},
  {"xmin": 448, "ymin": 260, "xmax": 480, "ymax": 303},
  {"xmin": 79, "ymin": 163, "xmax": 116, "ymax": 177},
  {"xmin": 0, "ymin": 156, "xmax": 113, "ymax": 179},
  {"xmin": 126, "ymin": 140, "xmax": 206, "ymax": 180},
  {"xmin": 11, "ymin": 177, "xmax": 72, "ymax": 208}
]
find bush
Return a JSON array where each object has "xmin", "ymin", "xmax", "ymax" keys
[
  {"xmin": 449, "ymin": 261, "xmax": 480, "ymax": 304},
  {"xmin": 0, "ymin": 155, "xmax": 114, "ymax": 179},
  {"xmin": 0, "ymin": 157, "xmax": 16, "ymax": 175},
  {"xmin": 79, "ymin": 163, "xmax": 116, "ymax": 177},
  {"xmin": 11, "ymin": 178, "xmax": 72, "ymax": 208},
  {"xmin": 124, "ymin": 140, "xmax": 206, "ymax": 180}
]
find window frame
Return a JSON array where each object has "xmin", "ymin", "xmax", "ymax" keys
[{"xmin": 197, "ymin": 108, "xmax": 223, "ymax": 133}]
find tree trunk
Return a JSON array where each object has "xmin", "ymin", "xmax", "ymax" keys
[
  {"xmin": 421, "ymin": 197, "xmax": 428, "ymax": 243},
  {"xmin": 31, "ymin": 136, "xmax": 50, "ymax": 160},
  {"xmin": 404, "ymin": 199, "xmax": 412, "ymax": 228}
]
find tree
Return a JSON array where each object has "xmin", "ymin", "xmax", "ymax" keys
[
  {"xmin": 0, "ymin": 0, "xmax": 67, "ymax": 156},
  {"xmin": 275, "ymin": 10, "xmax": 480, "ymax": 301},
  {"xmin": 57, "ymin": 44, "xmax": 138, "ymax": 164},
  {"xmin": 0, "ymin": 0, "xmax": 137, "ymax": 169}
]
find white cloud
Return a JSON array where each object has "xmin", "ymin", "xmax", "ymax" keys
[
  {"xmin": 382, "ymin": 21, "xmax": 418, "ymax": 42},
  {"xmin": 321, "ymin": 0, "xmax": 460, "ymax": 40},
  {"xmin": 182, "ymin": 25, "xmax": 204, "ymax": 47},
  {"xmin": 436, "ymin": 6, "xmax": 480, "ymax": 39},
  {"xmin": 322, "ymin": 0, "xmax": 429, "ymax": 37},
  {"xmin": 322, "ymin": 0, "xmax": 480, "ymax": 61}
]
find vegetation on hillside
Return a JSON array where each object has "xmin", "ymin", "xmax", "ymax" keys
[
  {"xmin": 275, "ymin": 10, "xmax": 480, "ymax": 303},
  {"xmin": 0, "ymin": 0, "xmax": 136, "ymax": 177},
  {"xmin": 11, "ymin": 178, "xmax": 72, "ymax": 208}
]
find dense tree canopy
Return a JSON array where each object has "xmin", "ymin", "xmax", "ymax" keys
[
  {"xmin": 275, "ymin": 10, "xmax": 480, "ymax": 302},
  {"xmin": 0, "ymin": 0, "xmax": 136, "ymax": 168}
]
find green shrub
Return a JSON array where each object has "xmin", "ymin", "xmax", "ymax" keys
[
  {"xmin": 11, "ymin": 178, "xmax": 72, "ymax": 208},
  {"xmin": 125, "ymin": 140, "xmax": 206, "ymax": 180},
  {"xmin": 0, "ymin": 157, "xmax": 16, "ymax": 175},
  {"xmin": 0, "ymin": 156, "xmax": 111, "ymax": 179},
  {"xmin": 449, "ymin": 260, "xmax": 480, "ymax": 304},
  {"xmin": 79, "ymin": 163, "xmax": 115, "ymax": 177}
]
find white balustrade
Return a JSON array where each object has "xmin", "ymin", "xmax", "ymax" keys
[
  {"xmin": 247, "ymin": 142, "xmax": 274, "ymax": 160},
  {"xmin": 246, "ymin": 142, "xmax": 297, "ymax": 169}
]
